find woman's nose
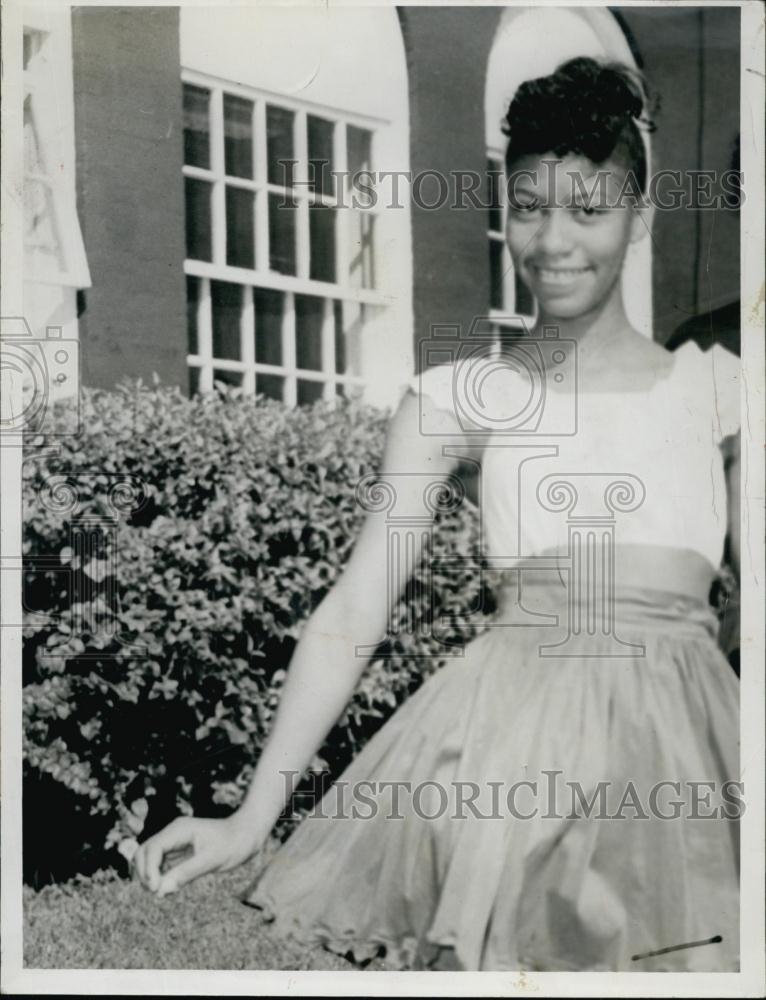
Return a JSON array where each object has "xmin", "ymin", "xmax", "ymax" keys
[{"xmin": 533, "ymin": 209, "xmax": 574, "ymax": 255}]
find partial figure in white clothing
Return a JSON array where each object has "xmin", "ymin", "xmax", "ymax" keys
[{"xmin": 134, "ymin": 57, "xmax": 741, "ymax": 972}]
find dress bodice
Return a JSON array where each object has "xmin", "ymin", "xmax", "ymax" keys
[{"xmin": 401, "ymin": 340, "xmax": 740, "ymax": 571}]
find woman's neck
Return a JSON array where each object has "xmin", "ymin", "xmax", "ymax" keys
[
  {"xmin": 531, "ymin": 285, "xmax": 673, "ymax": 391},
  {"xmin": 533, "ymin": 288, "xmax": 638, "ymax": 362}
]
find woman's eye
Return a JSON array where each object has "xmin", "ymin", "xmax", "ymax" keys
[
  {"xmin": 575, "ymin": 204, "xmax": 604, "ymax": 217},
  {"xmin": 510, "ymin": 199, "xmax": 540, "ymax": 214}
]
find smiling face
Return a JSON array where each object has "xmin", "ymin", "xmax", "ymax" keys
[{"xmin": 505, "ymin": 153, "xmax": 646, "ymax": 322}]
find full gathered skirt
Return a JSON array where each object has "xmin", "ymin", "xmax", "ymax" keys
[{"xmin": 240, "ymin": 572, "xmax": 740, "ymax": 972}]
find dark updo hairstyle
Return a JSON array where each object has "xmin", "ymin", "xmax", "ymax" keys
[{"xmin": 502, "ymin": 56, "xmax": 657, "ymax": 194}]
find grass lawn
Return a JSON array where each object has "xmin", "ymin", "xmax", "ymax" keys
[{"xmin": 23, "ymin": 860, "xmax": 390, "ymax": 971}]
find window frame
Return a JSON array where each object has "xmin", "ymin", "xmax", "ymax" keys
[{"xmin": 182, "ymin": 68, "xmax": 386, "ymax": 404}]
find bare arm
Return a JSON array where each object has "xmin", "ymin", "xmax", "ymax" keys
[
  {"xmin": 229, "ymin": 389, "xmax": 461, "ymax": 846},
  {"xmin": 134, "ymin": 386, "xmax": 463, "ymax": 892}
]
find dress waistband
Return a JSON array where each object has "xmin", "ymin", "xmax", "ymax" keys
[
  {"xmin": 487, "ymin": 545, "xmax": 717, "ymax": 601},
  {"xmin": 487, "ymin": 546, "xmax": 720, "ymax": 642}
]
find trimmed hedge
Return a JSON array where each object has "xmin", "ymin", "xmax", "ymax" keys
[
  {"xmin": 22, "ymin": 380, "xmax": 493, "ymax": 885},
  {"xmin": 21, "ymin": 379, "xmax": 736, "ymax": 885}
]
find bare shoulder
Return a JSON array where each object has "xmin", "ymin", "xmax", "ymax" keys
[
  {"xmin": 384, "ymin": 386, "xmax": 459, "ymax": 477},
  {"xmin": 386, "ymin": 378, "xmax": 492, "ymax": 476}
]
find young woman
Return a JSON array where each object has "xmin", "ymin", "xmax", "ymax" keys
[{"xmin": 134, "ymin": 57, "xmax": 741, "ymax": 972}]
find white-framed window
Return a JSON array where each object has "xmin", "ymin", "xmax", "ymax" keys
[
  {"xmin": 22, "ymin": 20, "xmax": 90, "ymax": 290},
  {"xmin": 179, "ymin": 4, "xmax": 413, "ymax": 409},
  {"xmin": 183, "ymin": 71, "xmax": 386, "ymax": 404}
]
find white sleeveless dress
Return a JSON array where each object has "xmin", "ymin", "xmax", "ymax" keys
[{"xmin": 241, "ymin": 340, "xmax": 741, "ymax": 972}]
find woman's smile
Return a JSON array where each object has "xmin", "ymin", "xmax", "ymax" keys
[{"xmin": 531, "ymin": 264, "xmax": 594, "ymax": 287}]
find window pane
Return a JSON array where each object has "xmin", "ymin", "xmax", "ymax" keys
[
  {"xmin": 334, "ymin": 299, "xmax": 364, "ymax": 377},
  {"xmin": 307, "ymin": 115, "xmax": 334, "ymax": 195},
  {"xmin": 268, "ymin": 193, "xmax": 296, "ymax": 275},
  {"xmin": 309, "ymin": 205, "xmax": 336, "ymax": 283},
  {"xmin": 224, "ymin": 94, "xmax": 254, "ymax": 179},
  {"xmin": 347, "ymin": 126, "xmax": 373, "ymax": 207},
  {"xmin": 186, "ymin": 275, "xmax": 199, "ymax": 355},
  {"xmin": 297, "ymin": 379, "xmax": 324, "ymax": 405},
  {"xmin": 185, "ymin": 177, "xmax": 212, "ymax": 261},
  {"xmin": 226, "ymin": 186, "xmax": 255, "ymax": 269},
  {"xmin": 213, "ymin": 369, "xmax": 243, "ymax": 389},
  {"xmin": 295, "ymin": 295, "xmax": 324, "ymax": 371},
  {"xmin": 183, "ymin": 84, "xmax": 210, "ymax": 168},
  {"xmin": 266, "ymin": 105, "xmax": 295, "ymax": 188},
  {"xmin": 489, "ymin": 239, "xmax": 504, "ymax": 311},
  {"xmin": 254, "ymin": 288, "xmax": 283, "ymax": 366},
  {"xmin": 487, "ymin": 158, "xmax": 502, "ymax": 233},
  {"xmin": 256, "ymin": 373, "xmax": 284, "ymax": 402},
  {"xmin": 348, "ymin": 210, "xmax": 374, "ymax": 289},
  {"xmin": 333, "ymin": 301, "xmax": 345, "ymax": 374},
  {"xmin": 211, "ymin": 281, "xmax": 242, "ymax": 360},
  {"xmin": 189, "ymin": 366, "xmax": 200, "ymax": 397},
  {"xmin": 347, "ymin": 125, "xmax": 372, "ymax": 174},
  {"xmin": 515, "ymin": 270, "xmax": 535, "ymax": 316}
]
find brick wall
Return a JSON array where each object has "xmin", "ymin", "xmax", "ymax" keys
[
  {"xmin": 616, "ymin": 5, "xmax": 740, "ymax": 341},
  {"xmin": 72, "ymin": 6, "xmax": 187, "ymax": 389},
  {"xmin": 398, "ymin": 6, "xmax": 501, "ymax": 365}
]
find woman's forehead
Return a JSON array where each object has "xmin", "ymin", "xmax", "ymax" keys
[{"xmin": 508, "ymin": 154, "xmax": 631, "ymax": 204}]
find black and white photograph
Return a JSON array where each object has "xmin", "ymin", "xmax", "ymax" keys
[{"xmin": 1, "ymin": 0, "xmax": 764, "ymax": 994}]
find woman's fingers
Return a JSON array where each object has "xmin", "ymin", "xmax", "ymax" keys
[
  {"xmin": 133, "ymin": 816, "xmax": 246, "ymax": 896},
  {"xmin": 137, "ymin": 817, "xmax": 194, "ymax": 892},
  {"xmin": 155, "ymin": 847, "xmax": 214, "ymax": 897}
]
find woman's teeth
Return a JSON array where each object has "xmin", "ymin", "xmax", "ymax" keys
[{"xmin": 534, "ymin": 267, "xmax": 590, "ymax": 283}]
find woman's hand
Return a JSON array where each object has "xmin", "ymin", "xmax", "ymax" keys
[{"xmin": 133, "ymin": 813, "xmax": 264, "ymax": 897}]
